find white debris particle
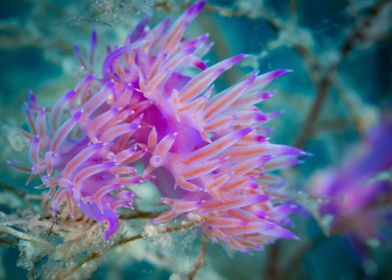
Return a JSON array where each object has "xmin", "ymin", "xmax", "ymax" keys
[
  {"xmin": 169, "ymin": 273, "xmax": 186, "ymax": 280},
  {"xmin": 186, "ymin": 213, "xmax": 202, "ymax": 222},
  {"xmin": 366, "ymin": 238, "xmax": 380, "ymax": 248},
  {"xmin": 2, "ymin": 124, "xmax": 27, "ymax": 152},
  {"xmin": 142, "ymin": 224, "xmax": 173, "ymax": 248}
]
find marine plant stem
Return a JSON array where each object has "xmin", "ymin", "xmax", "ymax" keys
[{"xmin": 188, "ymin": 236, "xmax": 207, "ymax": 280}]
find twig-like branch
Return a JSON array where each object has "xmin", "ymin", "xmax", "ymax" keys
[
  {"xmin": 59, "ymin": 217, "xmax": 206, "ymax": 280},
  {"xmin": 0, "ymin": 226, "xmax": 51, "ymax": 248},
  {"xmin": 331, "ymin": 74, "xmax": 367, "ymax": 136},
  {"xmin": 295, "ymin": 0, "xmax": 390, "ymax": 148},
  {"xmin": 278, "ymin": 236, "xmax": 326, "ymax": 280},
  {"xmin": 55, "ymin": 232, "xmax": 140, "ymax": 280},
  {"xmin": 265, "ymin": 243, "xmax": 280, "ymax": 280},
  {"xmin": 188, "ymin": 236, "xmax": 207, "ymax": 280},
  {"xmin": 119, "ymin": 210, "xmax": 162, "ymax": 220},
  {"xmin": 154, "ymin": 1, "xmax": 188, "ymax": 11},
  {"xmin": 0, "ymin": 181, "xmax": 28, "ymax": 198},
  {"xmin": 289, "ymin": 0, "xmax": 298, "ymax": 17},
  {"xmin": 317, "ymin": 118, "xmax": 351, "ymax": 132},
  {"xmin": 295, "ymin": 74, "xmax": 332, "ymax": 148},
  {"xmin": 0, "ymin": 238, "xmax": 17, "ymax": 247}
]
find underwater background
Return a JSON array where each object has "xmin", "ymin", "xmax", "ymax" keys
[{"xmin": 0, "ymin": 0, "xmax": 391, "ymax": 279}]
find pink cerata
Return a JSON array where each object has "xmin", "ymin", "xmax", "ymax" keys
[{"xmin": 11, "ymin": 0, "xmax": 307, "ymax": 252}]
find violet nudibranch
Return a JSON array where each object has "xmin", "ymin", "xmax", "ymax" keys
[{"xmin": 9, "ymin": 0, "xmax": 306, "ymax": 252}]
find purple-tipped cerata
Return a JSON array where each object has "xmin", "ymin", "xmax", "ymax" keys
[
  {"xmin": 312, "ymin": 118, "xmax": 392, "ymax": 241},
  {"xmin": 12, "ymin": 0, "xmax": 305, "ymax": 250}
]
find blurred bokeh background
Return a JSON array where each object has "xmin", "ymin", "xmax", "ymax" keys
[{"xmin": 0, "ymin": 0, "xmax": 391, "ymax": 279}]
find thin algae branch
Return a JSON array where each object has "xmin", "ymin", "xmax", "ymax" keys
[{"xmin": 59, "ymin": 215, "xmax": 207, "ymax": 280}]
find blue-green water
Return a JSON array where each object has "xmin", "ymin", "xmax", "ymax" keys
[{"xmin": 0, "ymin": 0, "xmax": 391, "ymax": 279}]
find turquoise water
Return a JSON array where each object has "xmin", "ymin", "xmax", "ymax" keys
[{"xmin": 0, "ymin": 0, "xmax": 391, "ymax": 279}]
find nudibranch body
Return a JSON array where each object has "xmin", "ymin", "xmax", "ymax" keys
[{"xmin": 13, "ymin": 0, "xmax": 305, "ymax": 251}]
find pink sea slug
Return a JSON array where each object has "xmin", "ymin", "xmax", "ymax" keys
[
  {"xmin": 312, "ymin": 118, "xmax": 392, "ymax": 241},
  {"xmin": 11, "ymin": 1, "xmax": 305, "ymax": 251}
]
